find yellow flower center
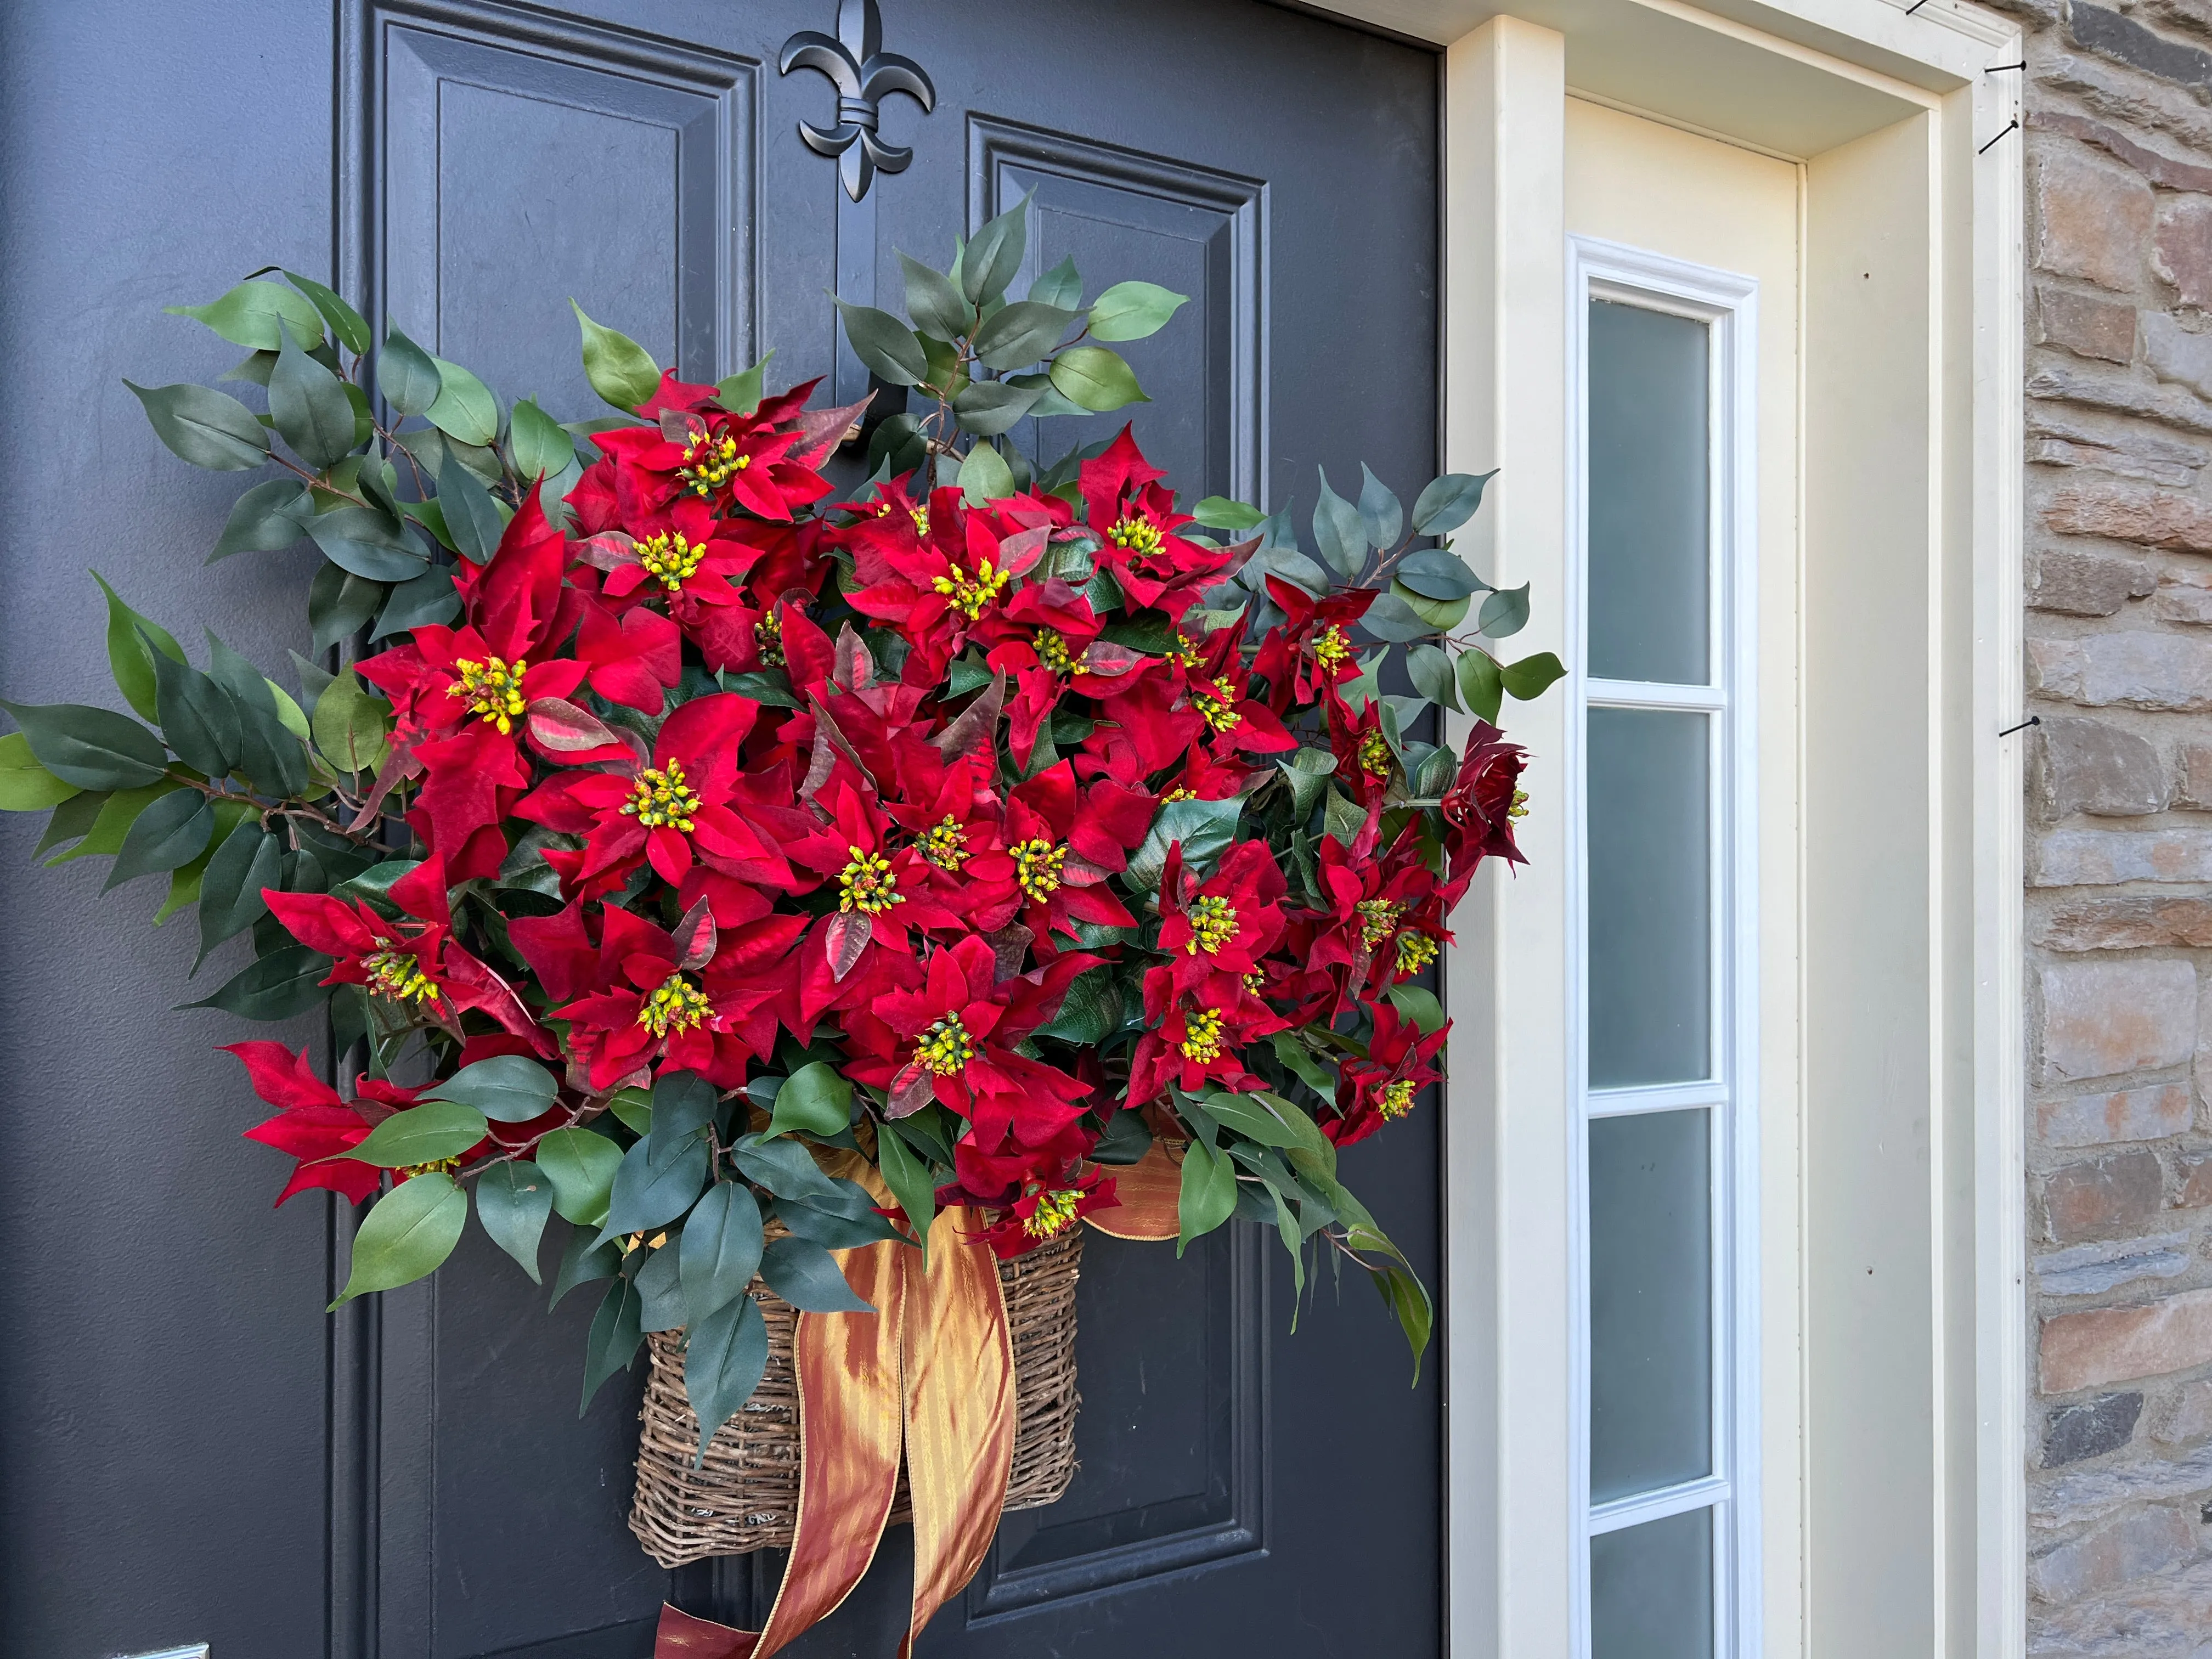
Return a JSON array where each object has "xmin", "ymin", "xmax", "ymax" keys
[
  {"xmin": 680, "ymin": 432, "xmax": 749, "ymax": 495},
  {"xmin": 1313, "ymin": 625, "xmax": 1352, "ymax": 671},
  {"xmin": 877, "ymin": 500, "xmax": 928, "ymax": 535},
  {"xmin": 1185, "ymin": 894, "xmax": 1239, "ymax": 955},
  {"xmin": 1358, "ymin": 729, "xmax": 1393, "ymax": 777},
  {"xmin": 1108, "ymin": 516, "xmax": 1164, "ymax": 558},
  {"xmin": 1194, "ymin": 677, "xmax": 1242, "ymax": 734},
  {"xmin": 449, "ymin": 656, "xmax": 528, "ymax": 734},
  {"xmin": 837, "ymin": 844, "xmax": 902, "ymax": 915},
  {"xmin": 916, "ymin": 815, "xmax": 969, "ymax": 872},
  {"xmin": 622, "ymin": 761, "xmax": 701, "ymax": 831},
  {"xmin": 1178, "ymin": 1007, "xmax": 1226, "ymax": 1063},
  {"xmin": 1161, "ymin": 786, "xmax": 1198, "ymax": 803},
  {"xmin": 1356, "ymin": 899, "xmax": 1400, "ymax": 947},
  {"xmin": 1012, "ymin": 838, "xmax": 1066, "ymax": 902},
  {"xmin": 1034, "ymin": 628, "xmax": 1074, "ymax": 673},
  {"xmin": 1242, "ymin": 968, "xmax": 1268, "ymax": 995},
  {"xmin": 636, "ymin": 530, "xmax": 706, "ymax": 593},
  {"xmin": 932, "ymin": 557, "xmax": 1011, "ymax": 622},
  {"xmin": 1023, "ymin": 1187, "xmax": 1082, "ymax": 1239},
  {"xmin": 1510, "ymin": 788, "xmax": 1530, "ymax": 822},
  {"xmin": 1168, "ymin": 633, "xmax": 1204, "ymax": 669},
  {"xmin": 363, "ymin": 946, "xmax": 440, "ymax": 1008},
  {"xmin": 754, "ymin": 611, "xmax": 785, "ymax": 667},
  {"xmin": 915, "ymin": 1012, "xmax": 974, "ymax": 1076},
  {"xmin": 397, "ymin": 1156, "xmax": 461, "ymax": 1180},
  {"xmin": 1379, "ymin": 1080, "xmax": 1417, "ymax": 1120},
  {"xmin": 1396, "ymin": 932, "xmax": 1440, "ymax": 974},
  {"xmin": 638, "ymin": 973, "xmax": 710, "ymax": 1037}
]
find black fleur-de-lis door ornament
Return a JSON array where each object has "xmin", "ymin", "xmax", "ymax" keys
[{"xmin": 778, "ymin": 0, "xmax": 936, "ymax": 203}]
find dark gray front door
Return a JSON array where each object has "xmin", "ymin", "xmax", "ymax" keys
[{"xmin": 0, "ymin": 3, "xmax": 1440, "ymax": 1656}]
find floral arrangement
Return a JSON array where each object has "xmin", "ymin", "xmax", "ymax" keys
[{"xmin": 0, "ymin": 203, "xmax": 1559, "ymax": 1459}]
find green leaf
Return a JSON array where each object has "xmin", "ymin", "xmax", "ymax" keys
[
  {"xmin": 426, "ymin": 357, "xmax": 500, "ymax": 446},
  {"xmin": 872, "ymin": 1120, "xmax": 936, "ymax": 1257},
  {"xmin": 331, "ymin": 1172, "xmax": 467, "ymax": 1307},
  {"xmin": 188, "ymin": 943, "xmax": 334, "ymax": 1020},
  {"xmin": 476, "ymin": 1161, "xmax": 554, "ymax": 1284},
  {"xmin": 1372, "ymin": 1254, "xmax": 1434, "ymax": 1384},
  {"xmin": 1002, "ymin": 371, "xmax": 1088, "ymax": 422},
  {"xmin": 437, "ymin": 449, "xmax": 506, "ymax": 566},
  {"xmin": 1392, "ymin": 582, "xmax": 1470, "ymax": 633},
  {"xmin": 1192, "ymin": 496, "xmax": 1267, "ymax": 532},
  {"xmin": 961, "ymin": 194, "xmax": 1030, "ymax": 306},
  {"xmin": 758, "ymin": 1234, "xmax": 874, "ymax": 1312},
  {"xmin": 832, "ymin": 297, "xmax": 928, "ymax": 387},
  {"xmin": 681, "ymin": 1181, "xmax": 766, "ymax": 1326},
  {"xmin": 714, "ymin": 349, "xmax": 776, "ymax": 415},
  {"xmin": 166, "ymin": 280, "xmax": 324, "ymax": 351},
  {"xmin": 308, "ymin": 563, "xmax": 385, "ymax": 653},
  {"xmin": 1385, "ymin": 981, "xmax": 1448, "ymax": 1035},
  {"xmin": 972, "ymin": 300, "xmax": 1078, "ymax": 371},
  {"xmin": 92, "ymin": 572, "xmax": 184, "ymax": 721},
  {"xmin": 0, "ymin": 732, "xmax": 77, "ymax": 811},
  {"xmin": 1202, "ymin": 1089, "xmax": 1329, "ymax": 1158},
  {"xmin": 146, "ymin": 644, "xmax": 240, "ymax": 778},
  {"xmin": 431, "ymin": 1054, "xmax": 559, "ymax": 1124},
  {"xmin": 1407, "ymin": 643, "xmax": 1460, "ymax": 713},
  {"xmin": 549, "ymin": 1227, "xmax": 621, "ymax": 1310},
  {"xmin": 952, "ymin": 379, "xmax": 1043, "ymax": 436},
  {"xmin": 607, "ymin": 1087, "xmax": 653, "ymax": 1137},
  {"xmin": 210, "ymin": 478, "xmax": 312, "ymax": 563},
  {"xmin": 196, "ymin": 823, "xmax": 279, "ymax": 964},
  {"xmin": 1176, "ymin": 1139, "xmax": 1238, "ymax": 1256},
  {"xmin": 280, "ymin": 269, "xmax": 371, "ymax": 356},
  {"xmin": 569, "ymin": 301, "xmax": 662, "ymax": 411},
  {"xmin": 1087, "ymin": 280, "xmax": 1188, "ymax": 343},
  {"xmin": 269, "ymin": 321, "xmax": 358, "ymax": 469},
  {"xmin": 1125, "ymin": 795, "xmax": 1244, "ymax": 894},
  {"xmin": 1502, "ymin": 650, "xmax": 1567, "ymax": 700},
  {"xmin": 1032, "ymin": 963, "xmax": 1121, "ymax": 1045},
  {"xmin": 377, "ymin": 322, "xmax": 442, "ymax": 417},
  {"xmin": 1312, "ymin": 469, "xmax": 1367, "ymax": 580},
  {"xmin": 765, "ymin": 1060, "xmax": 851, "ymax": 1141},
  {"xmin": 536, "ymin": 1126, "xmax": 623, "ymax": 1227},
  {"xmin": 1411, "ymin": 469, "xmax": 1495, "ymax": 537},
  {"xmin": 898, "ymin": 251, "xmax": 973, "ymax": 342},
  {"xmin": 206, "ymin": 635, "xmax": 308, "ymax": 797},
  {"xmin": 0, "ymin": 699, "xmax": 168, "ymax": 791},
  {"xmin": 685, "ymin": 1290, "xmax": 770, "ymax": 1458},
  {"xmin": 346, "ymin": 1099, "xmax": 490, "ymax": 1167},
  {"xmin": 1477, "ymin": 582, "xmax": 1530, "ymax": 639},
  {"xmin": 729, "ymin": 1138, "xmax": 847, "ymax": 1205},
  {"xmin": 580, "ymin": 1275, "xmax": 645, "ymax": 1412},
  {"xmin": 1322, "ymin": 786, "xmax": 1367, "ymax": 847},
  {"xmin": 308, "ymin": 506, "xmax": 430, "ymax": 583},
  {"xmin": 1029, "ymin": 255, "xmax": 1082, "ymax": 309},
  {"xmin": 106, "ymin": 785, "xmax": 213, "ymax": 888},
  {"xmin": 602, "ymin": 1130, "xmax": 710, "ymax": 1238},
  {"xmin": 309, "ymin": 669, "xmax": 391, "ymax": 776},
  {"xmin": 1357, "ymin": 464, "xmax": 1404, "ymax": 550},
  {"xmin": 773, "ymin": 1187, "xmax": 904, "ymax": 1251},
  {"xmin": 1047, "ymin": 346, "xmax": 1146, "ymax": 413},
  {"xmin": 1395, "ymin": 547, "xmax": 1486, "ymax": 602},
  {"xmin": 957, "ymin": 441, "xmax": 1016, "ymax": 504},
  {"xmin": 636, "ymin": 1236, "xmax": 691, "ymax": 1332},
  {"xmin": 509, "ymin": 398, "xmax": 574, "ymax": 482},
  {"xmin": 154, "ymin": 800, "xmax": 245, "ymax": 925},
  {"xmin": 372, "ymin": 566, "xmax": 459, "ymax": 640},
  {"xmin": 1457, "ymin": 649, "xmax": 1504, "ymax": 723},
  {"xmin": 125, "ymin": 380, "xmax": 270, "ymax": 471}
]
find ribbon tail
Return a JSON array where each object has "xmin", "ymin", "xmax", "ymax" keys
[
  {"xmin": 653, "ymin": 1603, "xmax": 756, "ymax": 1658},
  {"xmin": 897, "ymin": 1205, "xmax": 1017, "ymax": 1658},
  {"xmin": 1084, "ymin": 1140, "xmax": 1182, "ymax": 1240}
]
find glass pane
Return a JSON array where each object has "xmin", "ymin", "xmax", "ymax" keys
[
  {"xmin": 1590, "ymin": 1109, "xmax": 1712, "ymax": 1501},
  {"xmin": 1588, "ymin": 299, "xmax": 1710, "ymax": 685},
  {"xmin": 1587, "ymin": 707, "xmax": 1711, "ymax": 1088},
  {"xmin": 1591, "ymin": 1507, "xmax": 1715, "ymax": 1659}
]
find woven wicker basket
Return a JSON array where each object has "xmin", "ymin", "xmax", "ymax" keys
[{"xmin": 630, "ymin": 1227, "xmax": 1082, "ymax": 1567}]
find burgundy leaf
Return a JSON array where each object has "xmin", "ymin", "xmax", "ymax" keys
[
  {"xmin": 982, "ymin": 924, "xmax": 1034, "ymax": 981},
  {"xmin": 785, "ymin": 394, "xmax": 874, "ymax": 470},
  {"xmin": 658, "ymin": 409, "xmax": 707, "ymax": 445},
  {"xmin": 997, "ymin": 524, "xmax": 1049, "ymax": 578},
  {"xmin": 526, "ymin": 697, "xmax": 623, "ymax": 754},
  {"xmin": 832, "ymin": 622, "xmax": 874, "ymax": 692},
  {"xmin": 1079, "ymin": 641, "xmax": 1145, "ymax": 676},
  {"xmin": 674, "ymin": 897, "xmax": 717, "ymax": 972},
  {"xmin": 929, "ymin": 669, "xmax": 1006, "ymax": 763},
  {"xmin": 573, "ymin": 532, "xmax": 640, "ymax": 572},
  {"xmin": 888, "ymin": 1063, "xmax": 936, "ymax": 1119},
  {"xmin": 823, "ymin": 911, "xmax": 871, "ymax": 982}
]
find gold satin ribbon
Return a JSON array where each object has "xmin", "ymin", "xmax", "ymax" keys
[
  {"xmin": 653, "ymin": 1205, "xmax": 1014, "ymax": 1658},
  {"xmin": 1083, "ymin": 1140, "xmax": 1183, "ymax": 1242}
]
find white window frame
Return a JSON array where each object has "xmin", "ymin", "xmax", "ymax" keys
[{"xmin": 1564, "ymin": 235, "xmax": 1762, "ymax": 1659}]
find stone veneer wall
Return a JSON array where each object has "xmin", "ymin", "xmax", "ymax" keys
[{"xmin": 1980, "ymin": 0, "xmax": 2212, "ymax": 1644}]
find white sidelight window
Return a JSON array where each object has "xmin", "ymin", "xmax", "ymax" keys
[{"xmin": 1568, "ymin": 239, "xmax": 1760, "ymax": 1659}]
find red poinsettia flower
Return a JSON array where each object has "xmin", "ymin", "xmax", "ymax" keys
[
  {"xmin": 1251, "ymin": 575, "xmax": 1375, "ymax": 708},
  {"xmin": 845, "ymin": 487, "xmax": 1053, "ymax": 687},
  {"xmin": 1078, "ymin": 428, "xmax": 1236, "ymax": 617},
  {"xmin": 1438, "ymin": 720, "xmax": 1528, "ymax": 902},
  {"xmin": 514, "ymin": 692, "xmax": 797, "ymax": 900},
  {"xmin": 578, "ymin": 373, "xmax": 834, "ymax": 524},
  {"xmin": 516, "ymin": 900, "xmax": 805, "ymax": 1093},
  {"xmin": 1155, "ymin": 839, "xmax": 1289, "ymax": 997},
  {"xmin": 225, "ymin": 1040, "xmax": 432, "ymax": 1204},
  {"xmin": 1127, "ymin": 967, "xmax": 1287, "ymax": 1104},
  {"xmin": 963, "ymin": 760, "xmax": 1150, "ymax": 949},
  {"xmin": 261, "ymin": 853, "xmax": 550, "ymax": 1051},
  {"xmin": 936, "ymin": 1150, "xmax": 1119, "ymax": 1259},
  {"xmin": 981, "ymin": 582, "xmax": 1107, "ymax": 768},
  {"xmin": 1307, "ymin": 827, "xmax": 1448, "ymax": 1020},
  {"xmin": 572, "ymin": 494, "xmax": 765, "ymax": 663},
  {"xmin": 842, "ymin": 934, "xmax": 1098, "ymax": 1149},
  {"xmin": 1181, "ymin": 620, "xmax": 1295, "ymax": 758},
  {"xmin": 1324, "ymin": 1000, "xmax": 1450, "ymax": 1147},
  {"xmin": 1323, "ymin": 682, "xmax": 1399, "ymax": 814}
]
